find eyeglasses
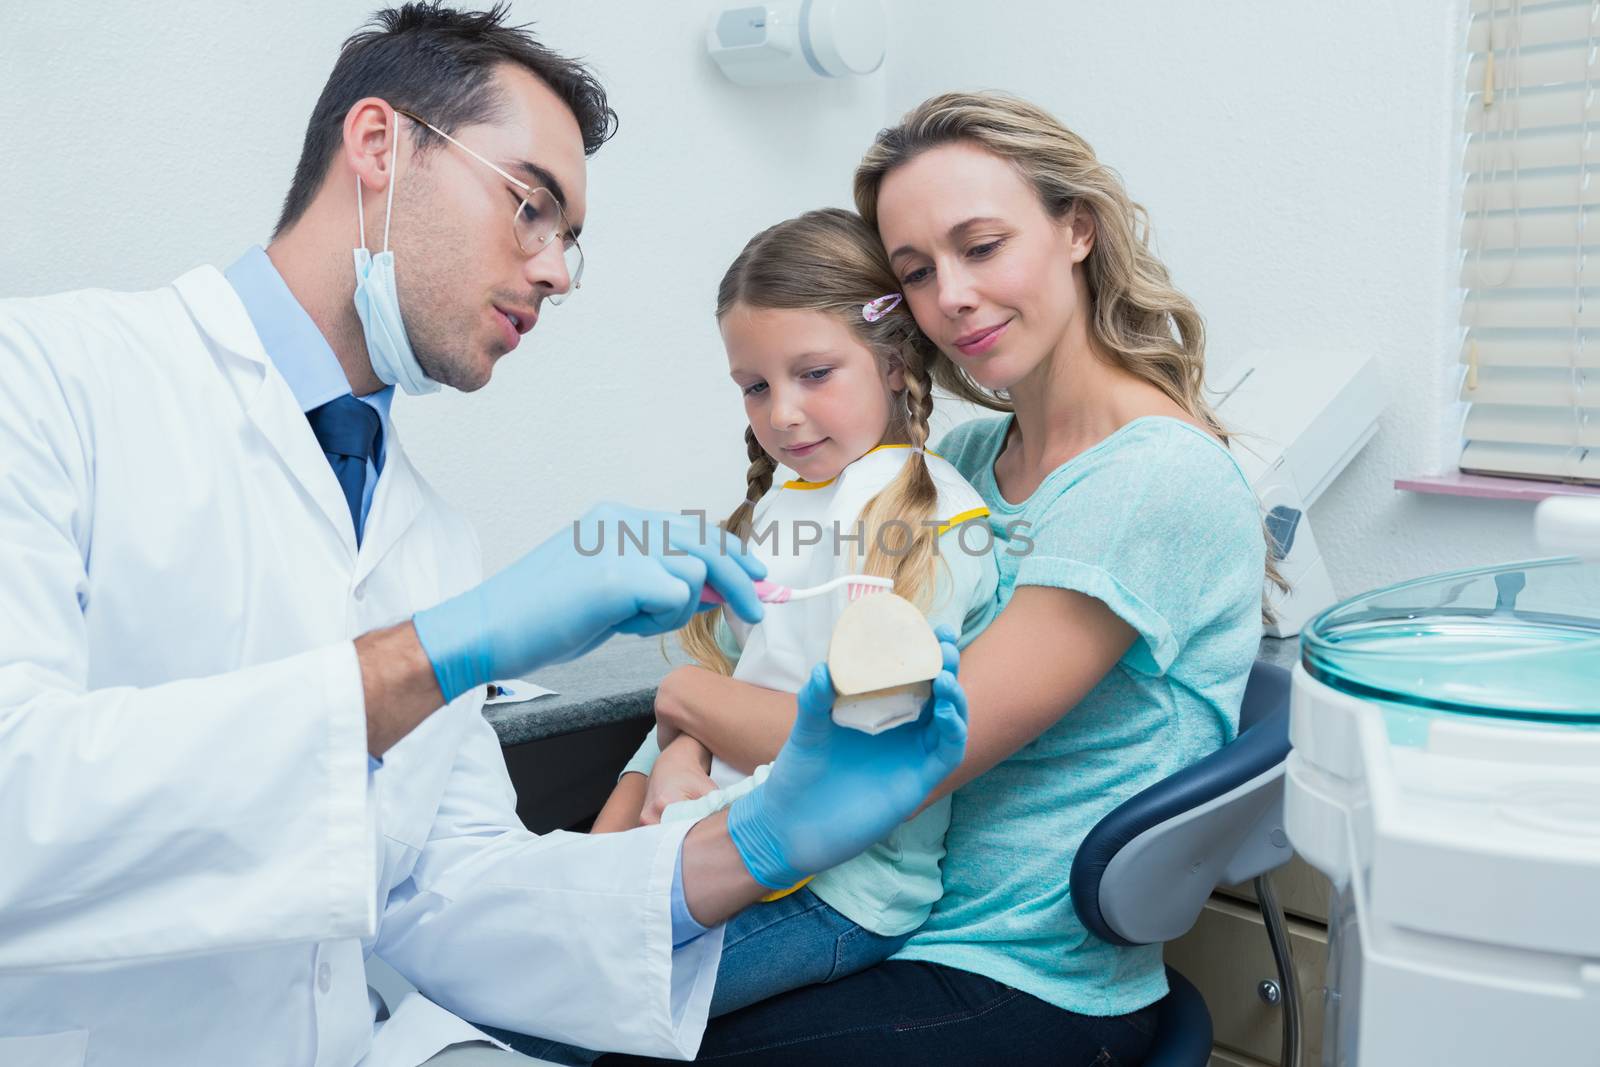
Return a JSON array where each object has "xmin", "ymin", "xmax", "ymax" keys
[{"xmin": 394, "ymin": 108, "xmax": 585, "ymax": 304}]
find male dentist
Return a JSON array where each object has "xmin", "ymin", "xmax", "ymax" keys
[{"xmin": 0, "ymin": 5, "xmax": 967, "ymax": 1065}]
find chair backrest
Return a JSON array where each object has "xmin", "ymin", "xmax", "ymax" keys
[{"xmin": 1070, "ymin": 660, "xmax": 1293, "ymax": 947}]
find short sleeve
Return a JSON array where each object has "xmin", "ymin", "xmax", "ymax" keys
[
  {"xmin": 1012, "ymin": 423, "xmax": 1263, "ymax": 676},
  {"xmin": 620, "ymin": 726, "xmax": 662, "ymax": 779},
  {"xmin": 928, "ymin": 523, "xmax": 1000, "ymax": 648},
  {"xmin": 714, "ymin": 613, "xmax": 743, "ymax": 663},
  {"xmin": 934, "ymin": 416, "xmax": 1009, "ymax": 485}
]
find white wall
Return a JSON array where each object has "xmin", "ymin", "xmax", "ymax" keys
[
  {"xmin": 3, "ymin": 1, "xmax": 1531, "ymax": 594},
  {"xmin": 886, "ymin": 0, "xmax": 1539, "ymax": 596},
  {"xmin": 1, "ymin": 1, "xmax": 886, "ymax": 573}
]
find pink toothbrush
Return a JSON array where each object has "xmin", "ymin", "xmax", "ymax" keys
[{"xmin": 700, "ymin": 574, "xmax": 894, "ymax": 606}]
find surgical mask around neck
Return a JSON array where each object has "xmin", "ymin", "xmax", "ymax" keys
[{"xmin": 352, "ymin": 131, "xmax": 439, "ymax": 396}]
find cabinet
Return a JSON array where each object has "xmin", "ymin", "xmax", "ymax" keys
[{"xmin": 1163, "ymin": 857, "xmax": 1332, "ymax": 1066}]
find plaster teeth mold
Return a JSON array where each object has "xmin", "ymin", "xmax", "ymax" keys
[{"xmin": 826, "ymin": 592, "xmax": 942, "ymax": 734}]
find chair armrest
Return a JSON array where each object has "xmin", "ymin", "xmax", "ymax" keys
[{"xmin": 1071, "ymin": 662, "xmax": 1293, "ymax": 946}]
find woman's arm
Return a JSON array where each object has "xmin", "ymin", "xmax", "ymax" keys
[
  {"xmin": 922, "ymin": 585, "xmax": 1135, "ymax": 804},
  {"xmin": 658, "ymin": 586, "xmax": 1135, "ymax": 801},
  {"xmin": 654, "ymin": 666, "xmax": 796, "ymax": 774}
]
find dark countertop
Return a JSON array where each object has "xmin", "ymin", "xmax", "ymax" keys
[
  {"xmin": 485, "ymin": 634, "xmax": 1302, "ymax": 745},
  {"xmin": 483, "ymin": 635, "xmax": 694, "ymax": 745}
]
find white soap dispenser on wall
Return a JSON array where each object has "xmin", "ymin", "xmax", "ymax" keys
[{"xmin": 706, "ymin": 0, "xmax": 887, "ymax": 86}]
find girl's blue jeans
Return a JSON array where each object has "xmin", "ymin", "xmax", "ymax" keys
[{"xmin": 708, "ymin": 887, "xmax": 911, "ymax": 1017}]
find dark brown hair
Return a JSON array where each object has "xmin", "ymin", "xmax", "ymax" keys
[{"xmin": 273, "ymin": 2, "xmax": 616, "ymax": 235}]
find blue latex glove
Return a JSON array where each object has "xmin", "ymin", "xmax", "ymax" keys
[
  {"xmin": 414, "ymin": 503, "xmax": 766, "ymax": 702},
  {"xmin": 727, "ymin": 626, "xmax": 968, "ymax": 889}
]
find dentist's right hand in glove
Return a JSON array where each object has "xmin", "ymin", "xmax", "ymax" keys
[
  {"xmin": 415, "ymin": 503, "xmax": 767, "ymax": 702},
  {"xmin": 726, "ymin": 627, "xmax": 968, "ymax": 891},
  {"xmin": 359, "ymin": 504, "xmax": 765, "ymax": 755}
]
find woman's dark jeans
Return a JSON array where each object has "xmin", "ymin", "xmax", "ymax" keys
[{"xmin": 598, "ymin": 959, "xmax": 1157, "ymax": 1066}]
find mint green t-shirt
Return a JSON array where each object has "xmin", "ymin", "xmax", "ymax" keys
[{"xmin": 893, "ymin": 415, "xmax": 1265, "ymax": 1017}]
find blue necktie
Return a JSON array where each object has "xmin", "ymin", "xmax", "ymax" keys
[{"xmin": 306, "ymin": 395, "xmax": 382, "ymax": 545}]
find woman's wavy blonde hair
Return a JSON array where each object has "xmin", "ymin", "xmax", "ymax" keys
[
  {"xmin": 852, "ymin": 91, "xmax": 1286, "ymax": 621},
  {"xmin": 679, "ymin": 208, "xmax": 950, "ymax": 674}
]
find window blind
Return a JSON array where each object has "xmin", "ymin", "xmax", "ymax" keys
[{"xmin": 1462, "ymin": 0, "xmax": 1600, "ymax": 484}]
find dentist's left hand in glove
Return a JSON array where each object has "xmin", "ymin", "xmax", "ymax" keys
[
  {"xmin": 678, "ymin": 628, "xmax": 969, "ymax": 925},
  {"xmin": 726, "ymin": 627, "xmax": 967, "ymax": 891}
]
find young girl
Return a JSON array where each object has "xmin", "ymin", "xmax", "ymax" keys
[{"xmin": 591, "ymin": 207, "xmax": 999, "ymax": 1018}]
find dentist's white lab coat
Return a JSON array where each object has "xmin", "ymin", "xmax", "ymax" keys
[{"xmin": 0, "ymin": 266, "xmax": 723, "ymax": 1067}]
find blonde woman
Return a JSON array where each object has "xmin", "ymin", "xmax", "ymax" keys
[
  {"xmin": 586, "ymin": 209, "xmax": 998, "ymax": 1020},
  {"xmin": 606, "ymin": 93, "xmax": 1271, "ymax": 1065}
]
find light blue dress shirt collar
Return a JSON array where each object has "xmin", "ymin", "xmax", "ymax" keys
[
  {"xmin": 225, "ymin": 244, "xmax": 393, "ymax": 531},
  {"xmin": 223, "ymin": 245, "xmax": 395, "ymax": 434}
]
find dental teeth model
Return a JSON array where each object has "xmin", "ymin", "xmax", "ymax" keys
[{"xmin": 826, "ymin": 592, "xmax": 943, "ymax": 734}]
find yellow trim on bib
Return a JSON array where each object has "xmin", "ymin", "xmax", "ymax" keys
[
  {"xmin": 936, "ymin": 506, "xmax": 990, "ymax": 535},
  {"xmin": 865, "ymin": 443, "xmax": 944, "ymax": 459},
  {"xmin": 759, "ymin": 875, "xmax": 815, "ymax": 903},
  {"xmin": 782, "ymin": 475, "xmax": 836, "ymax": 490}
]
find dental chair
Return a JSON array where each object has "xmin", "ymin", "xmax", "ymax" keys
[{"xmin": 1070, "ymin": 660, "xmax": 1298, "ymax": 1067}]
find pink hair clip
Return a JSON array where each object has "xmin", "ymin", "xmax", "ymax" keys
[{"xmin": 862, "ymin": 293, "xmax": 903, "ymax": 322}]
